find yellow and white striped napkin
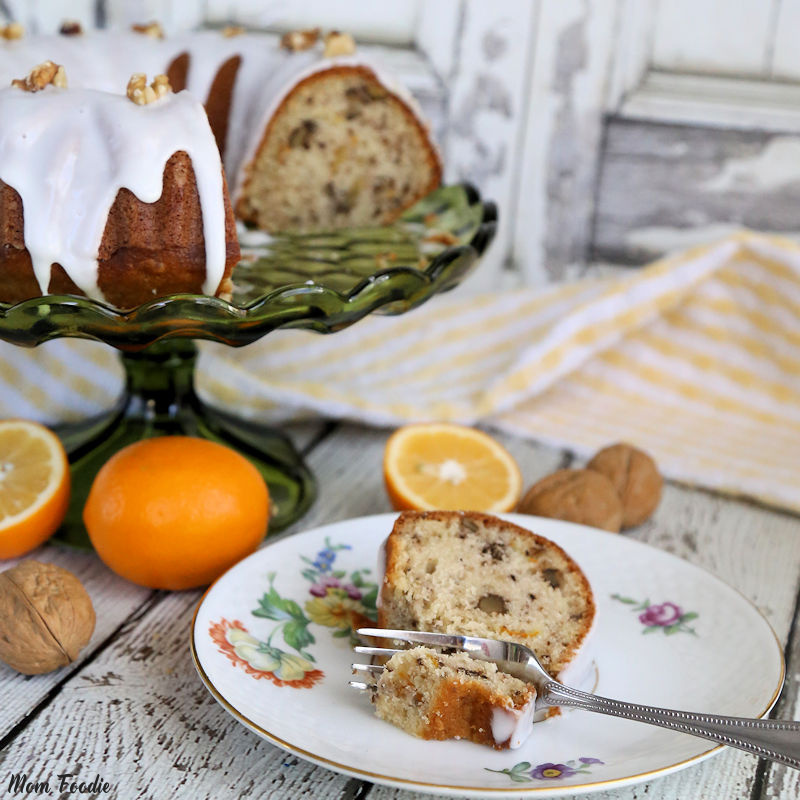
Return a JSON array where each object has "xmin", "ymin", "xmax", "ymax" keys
[{"xmin": 1, "ymin": 232, "xmax": 798, "ymax": 512}]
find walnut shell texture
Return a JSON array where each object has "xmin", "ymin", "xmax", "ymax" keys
[
  {"xmin": 587, "ymin": 443, "xmax": 662, "ymax": 528},
  {"xmin": 0, "ymin": 561, "xmax": 95, "ymax": 675},
  {"xmin": 517, "ymin": 469, "xmax": 623, "ymax": 532}
]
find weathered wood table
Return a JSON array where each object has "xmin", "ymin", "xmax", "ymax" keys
[{"xmin": 1, "ymin": 423, "xmax": 798, "ymax": 800}]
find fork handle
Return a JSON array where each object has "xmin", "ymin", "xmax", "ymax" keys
[{"xmin": 541, "ymin": 682, "xmax": 800, "ymax": 770}]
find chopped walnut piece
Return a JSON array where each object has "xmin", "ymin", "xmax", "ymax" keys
[
  {"xmin": 280, "ymin": 27, "xmax": 319, "ymax": 52},
  {"xmin": 126, "ymin": 73, "xmax": 172, "ymax": 105},
  {"xmin": 323, "ymin": 30, "xmax": 356, "ymax": 58},
  {"xmin": 11, "ymin": 61, "xmax": 67, "ymax": 92},
  {"xmin": 1, "ymin": 22, "xmax": 24, "ymax": 40},
  {"xmin": 131, "ymin": 21, "xmax": 164, "ymax": 39},
  {"xmin": 52, "ymin": 65, "xmax": 67, "ymax": 88},
  {"xmin": 221, "ymin": 25, "xmax": 245, "ymax": 38},
  {"xmin": 59, "ymin": 20, "xmax": 83, "ymax": 36},
  {"xmin": 151, "ymin": 73, "xmax": 171, "ymax": 99}
]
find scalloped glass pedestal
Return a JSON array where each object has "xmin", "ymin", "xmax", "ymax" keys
[
  {"xmin": 0, "ymin": 185, "xmax": 496, "ymax": 547},
  {"xmin": 52, "ymin": 340, "xmax": 316, "ymax": 547}
]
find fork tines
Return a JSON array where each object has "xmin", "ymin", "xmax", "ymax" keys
[
  {"xmin": 353, "ymin": 645, "xmax": 402, "ymax": 658},
  {"xmin": 352, "ymin": 663, "xmax": 385, "ymax": 675},
  {"xmin": 348, "ymin": 679, "xmax": 377, "ymax": 691},
  {"xmin": 349, "ymin": 662, "xmax": 385, "ymax": 693},
  {"xmin": 351, "ymin": 628, "xmax": 478, "ymax": 695},
  {"xmin": 357, "ymin": 628, "xmax": 469, "ymax": 649}
]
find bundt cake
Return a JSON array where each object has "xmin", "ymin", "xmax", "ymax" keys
[
  {"xmin": 0, "ymin": 65, "xmax": 239, "ymax": 307},
  {"xmin": 373, "ymin": 646, "xmax": 537, "ymax": 750},
  {"xmin": 378, "ymin": 511, "xmax": 595, "ymax": 679},
  {"xmin": 0, "ymin": 25, "xmax": 441, "ymax": 237}
]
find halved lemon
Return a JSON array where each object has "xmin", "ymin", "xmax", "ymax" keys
[
  {"xmin": 0, "ymin": 420, "xmax": 70, "ymax": 558},
  {"xmin": 383, "ymin": 423, "xmax": 522, "ymax": 512}
]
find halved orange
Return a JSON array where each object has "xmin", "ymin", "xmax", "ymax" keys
[
  {"xmin": 0, "ymin": 419, "xmax": 70, "ymax": 558},
  {"xmin": 383, "ymin": 423, "xmax": 522, "ymax": 512}
]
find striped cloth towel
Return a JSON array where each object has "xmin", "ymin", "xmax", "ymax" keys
[{"xmin": 1, "ymin": 232, "xmax": 798, "ymax": 512}]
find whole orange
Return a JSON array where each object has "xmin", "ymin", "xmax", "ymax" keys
[{"xmin": 83, "ymin": 437, "xmax": 269, "ymax": 590}]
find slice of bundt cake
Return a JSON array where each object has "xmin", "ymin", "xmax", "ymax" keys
[
  {"xmin": 371, "ymin": 512, "xmax": 594, "ymax": 748},
  {"xmin": 0, "ymin": 65, "xmax": 239, "ymax": 308},
  {"xmin": 378, "ymin": 511, "xmax": 595, "ymax": 679},
  {"xmin": 373, "ymin": 646, "xmax": 536, "ymax": 750},
  {"xmin": 234, "ymin": 60, "xmax": 441, "ymax": 232}
]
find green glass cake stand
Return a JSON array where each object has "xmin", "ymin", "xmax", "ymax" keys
[{"xmin": 0, "ymin": 184, "xmax": 496, "ymax": 547}]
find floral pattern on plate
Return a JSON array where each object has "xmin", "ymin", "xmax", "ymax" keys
[
  {"xmin": 611, "ymin": 593, "xmax": 698, "ymax": 636},
  {"xmin": 487, "ymin": 757, "xmax": 605, "ymax": 782},
  {"xmin": 209, "ymin": 618, "xmax": 324, "ymax": 688},
  {"xmin": 209, "ymin": 538, "xmax": 378, "ymax": 687}
]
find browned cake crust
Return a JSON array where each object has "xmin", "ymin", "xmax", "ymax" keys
[
  {"xmin": 379, "ymin": 510, "xmax": 595, "ymax": 677},
  {"xmin": 204, "ymin": 55, "xmax": 242, "ymax": 158},
  {"xmin": 425, "ymin": 680, "xmax": 502, "ymax": 747},
  {"xmin": 165, "ymin": 52, "xmax": 190, "ymax": 93},
  {"xmin": 235, "ymin": 65, "xmax": 442, "ymax": 231},
  {"xmin": 0, "ymin": 151, "xmax": 240, "ymax": 308}
]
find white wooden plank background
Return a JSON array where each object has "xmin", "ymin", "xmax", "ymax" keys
[
  {"xmin": 650, "ymin": 0, "xmax": 778, "ymax": 76},
  {"xmin": 770, "ymin": 0, "xmax": 800, "ymax": 80},
  {"xmin": 513, "ymin": 0, "xmax": 622, "ymax": 283}
]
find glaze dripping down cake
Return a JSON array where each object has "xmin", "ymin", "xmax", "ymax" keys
[
  {"xmin": 373, "ymin": 511, "xmax": 596, "ymax": 748},
  {"xmin": 0, "ymin": 66, "xmax": 239, "ymax": 308}
]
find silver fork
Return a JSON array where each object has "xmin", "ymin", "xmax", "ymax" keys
[{"xmin": 352, "ymin": 628, "xmax": 800, "ymax": 770}]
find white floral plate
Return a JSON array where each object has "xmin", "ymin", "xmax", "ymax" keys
[{"xmin": 191, "ymin": 513, "xmax": 784, "ymax": 798}]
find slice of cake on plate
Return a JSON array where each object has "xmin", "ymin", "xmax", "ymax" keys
[{"xmin": 371, "ymin": 510, "xmax": 596, "ymax": 749}]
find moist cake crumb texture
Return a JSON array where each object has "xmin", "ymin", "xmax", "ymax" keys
[{"xmin": 374, "ymin": 646, "xmax": 536, "ymax": 749}]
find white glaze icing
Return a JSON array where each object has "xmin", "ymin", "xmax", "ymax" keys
[
  {"xmin": 376, "ymin": 535, "xmax": 387, "ymax": 611},
  {"xmin": 490, "ymin": 698, "xmax": 536, "ymax": 749},
  {"xmin": 0, "ymin": 85, "xmax": 226, "ymax": 299},
  {"xmin": 0, "ymin": 31, "xmax": 437, "ymax": 301}
]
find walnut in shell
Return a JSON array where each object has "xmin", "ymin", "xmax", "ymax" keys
[
  {"xmin": 0, "ymin": 561, "xmax": 95, "ymax": 675},
  {"xmin": 587, "ymin": 443, "xmax": 662, "ymax": 528},
  {"xmin": 517, "ymin": 468, "xmax": 623, "ymax": 532}
]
